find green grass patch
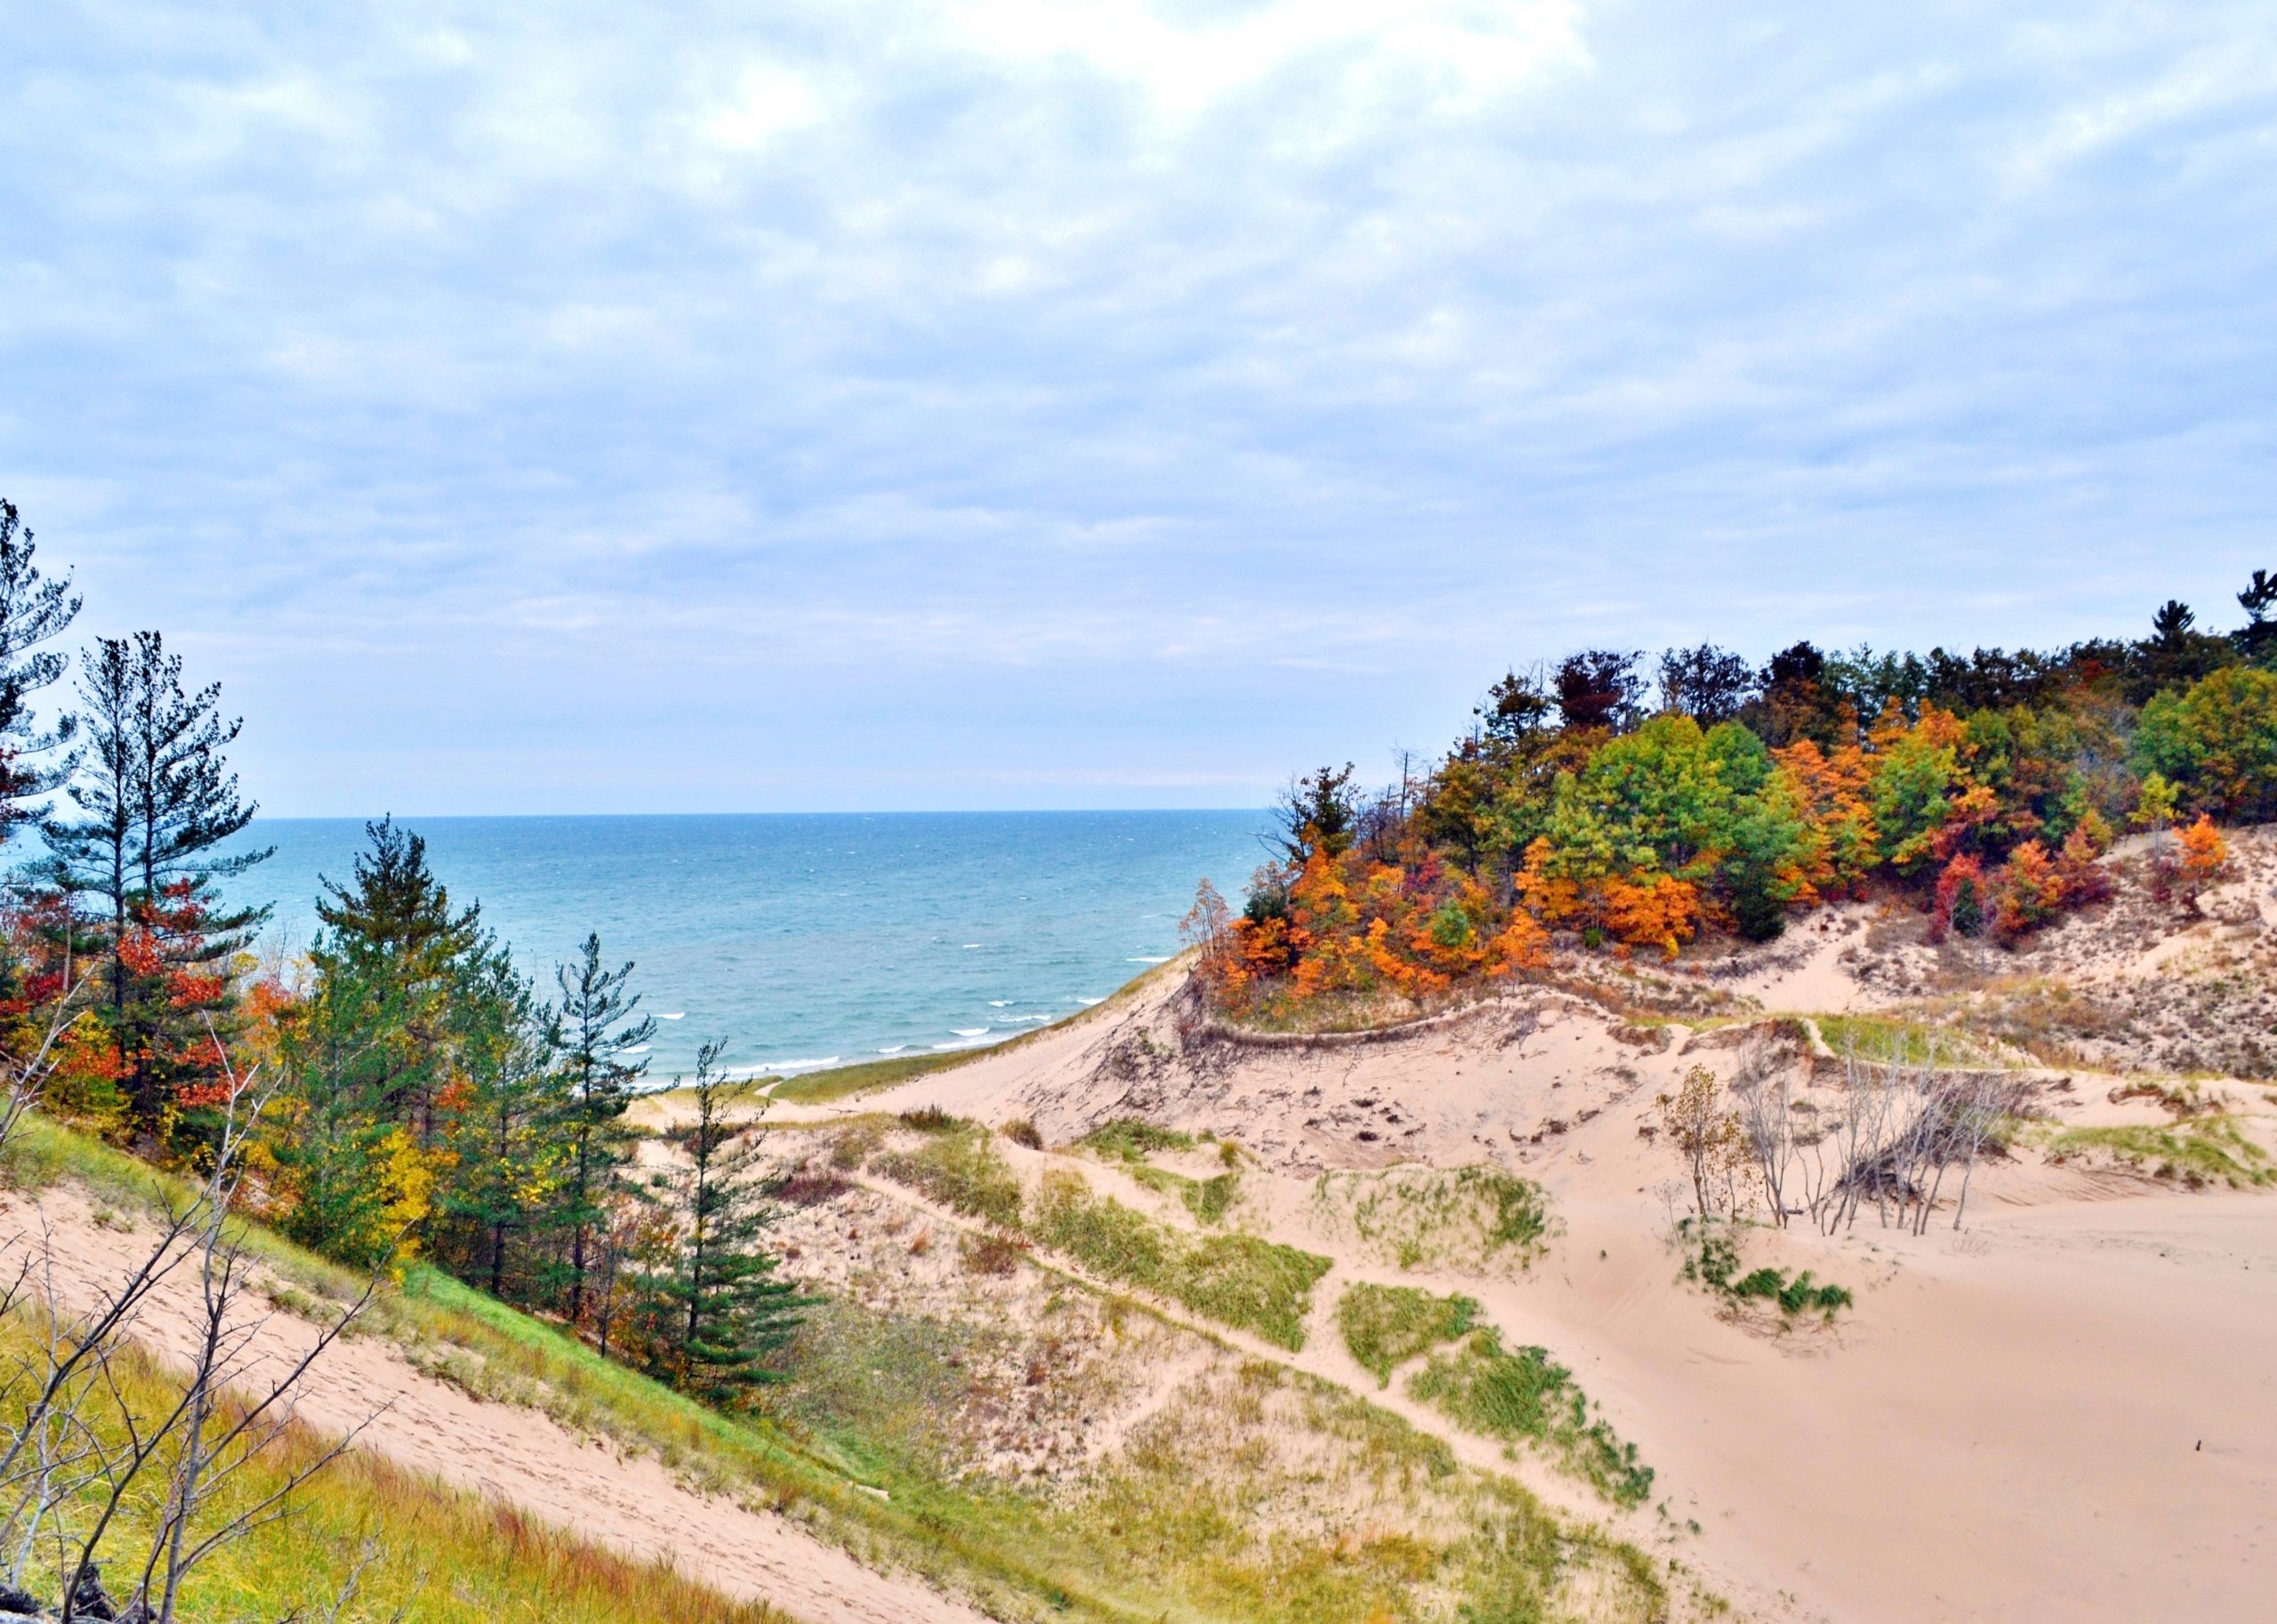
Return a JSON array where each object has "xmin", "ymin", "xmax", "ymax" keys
[
  {"xmin": 1335, "ymin": 1282, "xmax": 1478, "ymax": 1387},
  {"xmin": 1814, "ymin": 1011, "xmax": 1996, "ymax": 1066},
  {"xmin": 768, "ymin": 1049, "xmax": 973, "ymax": 1105},
  {"xmin": 1313, "ymin": 1164, "xmax": 1551, "ymax": 1274},
  {"xmin": 1678, "ymin": 1219, "xmax": 1853, "ymax": 1321},
  {"xmin": 1030, "ymin": 1170, "xmax": 1331, "ymax": 1350},
  {"xmin": 1130, "ymin": 1163, "xmax": 1243, "ymax": 1226},
  {"xmin": 769, "ymin": 956, "xmax": 1196, "ymax": 1106},
  {"xmin": 2040, "ymin": 1116, "xmax": 2275, "ymax": 1188},
  {"xmin": 870, "ymin": 1122, "xmax": 1025, "ymax": 1226},
  {"xmin": 1408, "ymin": 1330, "xmax": 1654, "ymax": 1510},
  {"xmin": 1082, "ymin": 1119, "xmax": 1196, "ymax": 1162}
]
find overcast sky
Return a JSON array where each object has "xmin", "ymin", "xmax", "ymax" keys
[{"xmin": 4, "ymin": 2, "xmax": 2273, "ymax": 815}]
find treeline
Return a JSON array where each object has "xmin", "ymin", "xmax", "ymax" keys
[
  {"xmin": 1195, "ymin": 580, "xmax": 2277, "ymax": 1012},
  {"xmin": 0, "ymin": 498, "xmax": 801, "ymax": 1404}
]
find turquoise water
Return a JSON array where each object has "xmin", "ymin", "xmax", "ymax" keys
[{"xmin": 221, "ymin": 812, "xmax": 1266, "ymax": 1081}]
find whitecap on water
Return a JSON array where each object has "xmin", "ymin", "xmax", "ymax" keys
[
  {"xmin": 1125, "ymin": 956, "xmax": 1172, "ymax": 964},
  {"xmin": 1075, "ymin": 996, "xmax": 1106, "ymax": 1007},
  {"xmin": 951, "ymin": 1026, "xmax": 989, "ymax": 1038},
  {"xmin": 656, "ymin": 1012, "xmax": 686, "ymax": 1020}
]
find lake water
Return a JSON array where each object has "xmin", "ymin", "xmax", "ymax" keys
[{"xmin": 221, "ymin": 812, "xmax": 1267, "ymax": 1081}]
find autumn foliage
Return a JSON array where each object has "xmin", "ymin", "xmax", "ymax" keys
[{"xmin": 1204, "ymin": 626, "xmax": 2277, "ymax": 1019}]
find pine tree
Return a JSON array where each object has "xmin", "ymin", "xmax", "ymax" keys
[
  {"xmin": 310, "ymin": 817, "xmax": 484, "ymax": 1146},
  {"xmin": 0, "ymin": 499, "xmax": 81, "ymax": 840},
  {"xmin": 271, "ymin": 951, "xmax": 420, "ymax": 1267},
  {"xmin": 42, "ymin": 633, "xmax": 270, "ymax": 1132},
  {"xmin": 551, "ymin": 933, "xmax": 655, "ymax": 1325},
  {"xmin": 637, "ymin": 1043, "xmax": 805, "ymax": 1405},
  {"xmin": 432, "ymin": 949, "xmax": 566, "ymax": 1300}
]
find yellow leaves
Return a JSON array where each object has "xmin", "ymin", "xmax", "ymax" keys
[{"xmin": 380, "ymin": 1126, "xmax": 440, "ymax": 1271}]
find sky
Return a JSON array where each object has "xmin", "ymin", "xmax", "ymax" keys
[{"xmin": 3, "ymin": 1, "xmax": 2273, "ymax": 816}]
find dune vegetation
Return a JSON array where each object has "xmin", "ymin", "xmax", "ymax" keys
[{"xmin": 1190, "ymin": 588, "xmax": 2277, "ymax": 1027}]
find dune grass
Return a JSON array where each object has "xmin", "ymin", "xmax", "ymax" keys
[
  {"xmin": 1409, "ymin": 1330, "xmax": 1655, "ymax": 1510},
  {"xmin": 1814, "ymin": 1011, "xmax": 1999, "ymax": 1066},
  {"xmin": 1313, "ymin": 1164, "xmax": 1551, "ymax": 1274},
  {"xmin": 0, "ymin": 1314, "xmax": 788, "ymax": 1624},
  {"xmin": 776, "ymin": 1298, "xmax": 1665, "ymax": 1624},
  {"xmin": 768, "ymin": 1049, "xmax": 975, "ymax": 1105},
  {"xmin": 1028, "ymin": 1170, "xmax": 1332, "ymax": 1351},
  {"xmin": 1335, "ymin": 1282, "xmax": 1478, "ymax": 1387},
  {"xmin": 2040, "ymin": 1115, "xmax": 2274, "ymax": 1188},
  {"xmin": 870, "ymin": 1118, "xmax": 1026, "ymax": 1227},
  {"xmin": 1080, "ymin": 1119, "xmax": 1197, "ymax": 1162},
  {"xmin": 1130, "ymin": 1163, "xmax": 1243, "ymax": 1226},
  {"xmin": 768, "ymin": 953, "xmax": 1197, "ymax": 1109},
  {"xmin": 1678, "ymin": 1219, "xmax": 1852, "ymax": 1322}
]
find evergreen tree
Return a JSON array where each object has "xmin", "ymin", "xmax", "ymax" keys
[
  {"xmin": 551, "ymin": 933, "xmax": 655, "ymax": 1324},
  {"xmin": 41, "ymin": 639, "xmax": 133, "ymax": 1030},
  {"xmin": 42, "ymin": 633, "xmax": 269, "ymax": 1132},
  {"xmin": 636, "ymin": 1043, "xmax": 805, "ymax": 1405},
  {"xmin": 310, "ymin": 817, "xmax": 484, "ymax": 1146},
  {"xmin": 271, "ymin": 951, "xmax": 421, "ymax": 1267},
  {"xmin": 432, "ymin": 948, "xmax": 566, "ymax": 1299},
  {"xmin": 0, "ymin": 499, "xmax": 81, "ymax": 840}
]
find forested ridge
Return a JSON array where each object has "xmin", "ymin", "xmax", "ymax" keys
[{"xmin": 1193, "ymin": 579, "xmax": 2277, "ymax": 1021}]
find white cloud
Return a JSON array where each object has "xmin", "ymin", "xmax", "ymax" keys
[{"xmin": 1, "ymin": 0, "xmax": 2273, "ymax": 809}]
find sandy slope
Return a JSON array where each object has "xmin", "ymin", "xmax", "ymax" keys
[
  {"xmin": 781, "ymin": 896, "xmax": 2277, "ymax": 1624},
  {"xmin": 8, "ymin": 1186, "xmax": 989, "ymax": 1624}
]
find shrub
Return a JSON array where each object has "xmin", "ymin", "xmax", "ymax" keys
[{"xmin": 1678, "ymin": 1217, "xmax": 1852, "ymax": 1323}]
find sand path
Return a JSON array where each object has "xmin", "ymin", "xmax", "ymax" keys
[{"xmin": 6, "ymin": 1187, "xmax": 991, "ymax": 1624}]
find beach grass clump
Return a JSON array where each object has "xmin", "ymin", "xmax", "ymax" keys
[
  {"xmin": 1314, "ymin": 1164, "xmax": 1551, "ymax": 1274},
  {"xmin": 1130, "ymin": 1163, "xmax": 1243, "ymax": 1226},
  {"xmin": 2041, "ymin": 1115, "xmax": 2274, "ymax": 1188},
  {"xmin": 1335, "ymin": 1282, "xmax": 1478, "ymax": 1387},
  {"xmin": 1815, "ymin": 1011, "xmax": 2002, "ymax": 1067},
  {"xmin": 1679, "ymin": 1219, "xmax": 1853, "ymax": 1323},
  {"xmin": 1030, "ymin": 1170, "xmax": 1331, "ymax": 1350},
  {"xmin": 870, "ymin": 1121, "xmax": 1026, "ymax": 1226},
  {"xmin": 1409, "ymin": 1330, "xmax": 1654, "ymax": 1510},
  {"xmin": 1081, "ymin": 1119, "xmax": 1196, "ymax": 1162}
]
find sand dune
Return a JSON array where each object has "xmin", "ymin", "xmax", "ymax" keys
[{"xmin": 781, "ymin": 868, "xmax": 2277, "ymax": 1623}]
